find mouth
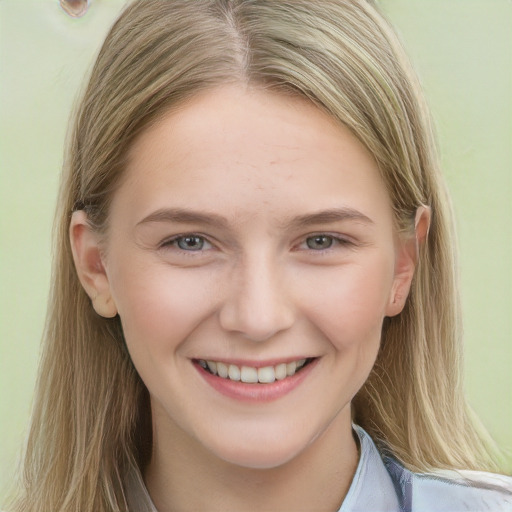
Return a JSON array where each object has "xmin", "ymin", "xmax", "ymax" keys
[{"xmin": 194, "ymin": 357, "xmax": 315, "ymax": 384}]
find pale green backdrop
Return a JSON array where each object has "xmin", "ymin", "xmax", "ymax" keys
[{"xmin": 1, "ymin": 0, "xmax": 511, "ymax": 502}]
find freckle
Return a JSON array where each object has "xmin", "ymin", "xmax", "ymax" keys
[{"xmin": 60, "ymin": 0, "xmax": 89, "ymax": 18}]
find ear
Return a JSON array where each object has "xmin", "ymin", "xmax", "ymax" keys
[
  {"xmin": 386, "ymin": 206, "xmax": 431, "ymax": 317},
  {"xmin": 69, "ymin": 210, "xmax": 118, "ymax": 318}
]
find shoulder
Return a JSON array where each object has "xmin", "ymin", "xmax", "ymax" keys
[
  {"xmin": 385, "ymin": 455, "xmax": 512, "ymax": 512},
  {"xmin": 413, "ymin": 470, "xmax": 512, "ymax": 512}
]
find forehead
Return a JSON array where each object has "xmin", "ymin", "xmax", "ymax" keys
[{"xmin": 114, "ymin": 85, "xmax": 392, "ymax": 227}]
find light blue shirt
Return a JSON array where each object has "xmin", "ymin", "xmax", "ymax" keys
[
  {"xmin": 343, "ymin": 426, "xmax": 512, "ymax": 511},
  {"xmin": 124, "ymin": 425, "xmax": 512, "ymax": 511}
]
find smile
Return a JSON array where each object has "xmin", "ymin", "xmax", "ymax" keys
[{"xmin": 196, "ymin": 358, "xmax": 313, "ymax": 384}]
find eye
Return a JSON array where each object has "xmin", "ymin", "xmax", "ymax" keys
[
  {"xmin": 161, "ymin": 234, "xmax": 212, "ymax": 252},
  {"xmin": 305, "ymin": 235, "xmax": 336, "ymax": 250},
  {"xmin": 176, "ymin": 235, "xmax": 206, "ymax": 251},
  {"xmin": 295, "ymin": 233, "xmax": 355, "ymax": 254}
]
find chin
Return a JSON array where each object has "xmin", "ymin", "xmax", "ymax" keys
[
  {"xmin": 206, "ymin": 431, "xmax": 311, "ymax": 470},
  {"xmin": 219, "ymin": 447, "xmax": 301, "ymax": 470}
]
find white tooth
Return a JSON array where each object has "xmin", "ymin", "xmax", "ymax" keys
[
  {"xmin": 217, "ymin": 362, "xmax": 228, "ymax": 378},
  {"xmin": 258, "ymin": 366, "xmax": 276, "ymax": 383},
  {"xmin": 206, "ymin": 361, "xmax": 217, "ymax": 375},
  {"xmin": 296, "ymin": 359, "xmax": 306, "ymax": 370},
  {"xmin": 228, "ymin": 364, "xmax": 241, "ymax": 381},
  {"xmin": 275, "ymin": 363, "xmax": 287, "ymax": 380},
  {"xmin": 286, "ymin": 361, "xmax": 297, "ymax": 376},
  {"xmin": 240, "ymin": 366, "xmax": 258, "ymax": 383}
]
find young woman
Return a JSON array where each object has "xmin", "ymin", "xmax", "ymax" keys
[{"xmin": 10, "ymin": 0, "xmax": 512, "ymax": 511}]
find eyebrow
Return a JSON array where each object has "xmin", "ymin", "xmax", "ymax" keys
[
  {"xmin": 286, "ymin": 208, "xmax": 374, "ymax": 229},
  {"xmin": 137, "ymin": 207, "xmax": 374, "ymax": 230},
  {"xmin": 137, "ymin": 208, "xmax": 230, "ymax": 228}
]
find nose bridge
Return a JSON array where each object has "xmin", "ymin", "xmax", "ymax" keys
[{"xmin": 219, "ymin": 249, "xmax": 294, "ymax": 342}]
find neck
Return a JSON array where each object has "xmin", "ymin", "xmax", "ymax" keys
[{"xmin": 145, "ymin": 407, "xmax": 358, "ymax": 512}]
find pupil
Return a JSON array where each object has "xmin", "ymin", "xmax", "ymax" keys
[
  {"xmin": 307, "ymin": 235, "xmax": 332, "ymax": 250},
  {"xmin": 178, "ymin": 236, "xmax": 203, "ymax": 251}
]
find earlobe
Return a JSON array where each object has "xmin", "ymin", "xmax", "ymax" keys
[
  {"xmin": 69, "ymin": 211, "xmax": 118, "ymax": 318},
  {"xmin": 386, "ymin": 206, "xmax": 431, "ymax": 317},
  {"xmin": 91, "ymin": 292, "xmax": 118, "ymax": 319}
]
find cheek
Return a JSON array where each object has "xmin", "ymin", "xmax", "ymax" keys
[
  {"xmin": 298, "ymin": 256, "xmax": 395, "ymax": 350},
  {"xmin": 108, "ymin": 259, "xmax": 219, "ymax": 354}
]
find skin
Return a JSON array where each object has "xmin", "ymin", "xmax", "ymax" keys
[{"xmin": 71, "ymin": 85, "xmax": 427, "ymax": 511}]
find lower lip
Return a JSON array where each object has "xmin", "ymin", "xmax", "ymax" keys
[{"xmin": 194, "ymin": 359, "xmax": 318, "ymax": 402}]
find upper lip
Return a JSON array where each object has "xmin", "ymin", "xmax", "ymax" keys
[{"xmin": 193, "ymin": 356, "xmax": 316, "ymax": 368}]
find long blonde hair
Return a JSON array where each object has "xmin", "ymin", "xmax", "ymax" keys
[{"xmin": 11, "ymin": 0, "xmax": 504, "ymax": 510}]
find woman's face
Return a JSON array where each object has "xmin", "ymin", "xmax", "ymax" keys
[{"xmin": 76, "ymin": 86, "xmax": 416, "ymax": 469}]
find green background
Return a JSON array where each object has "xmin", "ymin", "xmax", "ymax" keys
[{"xmin": 1, "ymin": 0, "xmax": 511, "ymax": 501}]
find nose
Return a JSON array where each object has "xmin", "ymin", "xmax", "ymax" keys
[{"xmin": 218, "ymin": 255, "xmax": 295, "ymax": 342}]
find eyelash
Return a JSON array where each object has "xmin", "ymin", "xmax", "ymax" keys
[
  {"xmin": 159, "ymin": 233, "xmax": 353, "ymax": 255},
  {"xmin": 296, "ymin": 234, "xmax": 354, "ymax": 252},
  {"xmin": 160, "ymin": 234, "xmax": 213, "ymax": 253}
]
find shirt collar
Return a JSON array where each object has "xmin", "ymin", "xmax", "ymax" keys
[{"xmin": 339, "ymin": 425, "xmax": 402, "ymax": 511}]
